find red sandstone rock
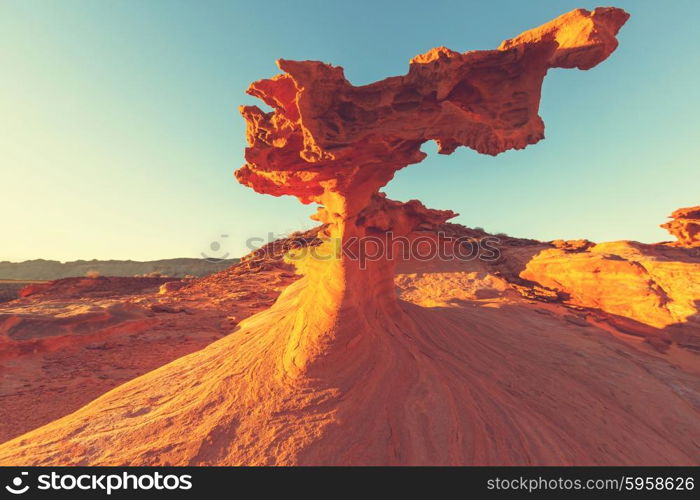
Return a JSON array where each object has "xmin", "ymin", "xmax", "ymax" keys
[
  {"xmin": 520, "ymin": 241, "xmax": 700, "ymax": 333},
  {"xmin": 237, "ymin": 7, "xmax": 629, "ymax": 216},
  {"xmin": 550, "ymin": 239, "xmax": 595, "ymax": 252},
  {"xmin": 661, "ymin": 205, "xmax": 700, "ymax": 247},
  {"xmin": 235, "ymin": 4, "xmax": 630, "ymax": 316}
]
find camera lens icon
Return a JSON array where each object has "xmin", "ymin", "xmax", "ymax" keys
[{"xmin": 5, "ymin": 472, "xmax": 29, "ymax": 494}]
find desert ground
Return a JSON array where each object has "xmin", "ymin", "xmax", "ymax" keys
[{"xmin": 1, "ymin": 216, "xmax": 698, "ymax": 464}]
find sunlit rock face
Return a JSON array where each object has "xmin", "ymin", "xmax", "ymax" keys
[
  {"xmin": 521, "ymin": 241, "xmax": 700, "ymax": 331},
  {"xmin": 237, "ymin": 7, "xmax": 629, "ymax": 210},
  {"xmin": 662, "ymin": 206, "xmax": 700, "ymax": 247},
  {"xmin": 235, "ymin": 6, "xmax": 629, "ymax": 315}
]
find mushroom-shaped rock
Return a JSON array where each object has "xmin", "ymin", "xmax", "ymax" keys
[
  {"xmin": 236, "ymin": 6, "xmax": 629, "ymax": 313},
  {"xmin": 237, "ymin": 7, "xmax": 629, "ymax": 219}
]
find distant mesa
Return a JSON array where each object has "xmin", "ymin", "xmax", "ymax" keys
[{"xmin": 0, "ymin": 258, "xmax": 237, "ymax": 281}]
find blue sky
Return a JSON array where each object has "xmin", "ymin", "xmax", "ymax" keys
[{"xmin": 1, "ymin": 0, "xmax": 698, "ymax": 261}]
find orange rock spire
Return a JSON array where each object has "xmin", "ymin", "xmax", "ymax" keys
[{"xmin": 236, "ymin": 6, "xmax": 629, "ymax": 314}]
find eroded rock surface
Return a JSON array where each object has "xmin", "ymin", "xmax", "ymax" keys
[
  {"xmin": 662, "ymin": 206, "xmax": 700, "ymax": 247},
  {"xmin": 521, "ymin": 241, "xmax": 700, "ymax": 347},
  {"xmin": 237, "ymin": 7, "xmax": 628, "ymax": 208}
]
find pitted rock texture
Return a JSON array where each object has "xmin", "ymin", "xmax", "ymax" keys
[
  {"xmin": 236, "ymin": 7, "xmax": 629, "ymax": 213},
  {"xmin": 662, "ymin": 206, "xmax": 700, "ymax": 248}
]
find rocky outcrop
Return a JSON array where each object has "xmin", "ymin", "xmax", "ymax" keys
[
  {"xmin": 661, "ymin": 206, "xmax": 700, "ymax": 247},
  {"xmin": 237, "ymin": 7, "xmax": 628, "ymax": 203},
  {"xmin": 520, "ymin": 241, "xmax": 700, "ymax": 350},
  {"xmin": 236, "ymin": 5, "xmax": 629, "ymax": 316}
]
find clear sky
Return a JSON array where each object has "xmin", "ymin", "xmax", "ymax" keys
[{"xmin": 1, "ymin": 0, "xmax": 698, "ymax": 262}]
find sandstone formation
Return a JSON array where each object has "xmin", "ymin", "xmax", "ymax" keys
[
  {"xmin": 520, "ymin": 207, "xmax": 700, "ymax": 339},
  {"xmin": 520, "ymin": 241, "xmax": 700, "ymax": 349},
  {"xmin": 8, "ymin": 9, "xmax": 700, "ymax": 467},
  {"xmin": 235, "ymin": 5, "xmax": 629, "ymax": 320},
  {"xmin": 661, "ymin": 205, "xmax": 700, "ymax": 247}
]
